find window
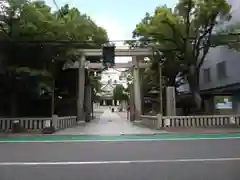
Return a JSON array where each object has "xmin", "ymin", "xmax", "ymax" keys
[
  {"xmin": 203, "ymin": 68, "xmax": 211, "ymax": 82},
  {"xmin": 217, "ymin": 61, "xmax": 227, "ymax": 79}
]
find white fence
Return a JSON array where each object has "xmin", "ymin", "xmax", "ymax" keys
[
  {"xmin": 140, "ymin": 114, "xmax": 240, "ymax": 129},
  {"xmin": 52, "ymin": 116, "xmax": 77, "ymax": 130},
  {"xmin": 140, "ymin": 115, "xmax": 162, "ymax": 129},
  {"xmin": 0, "ymin": 116, "xmax": 77, "ymax": 133}
]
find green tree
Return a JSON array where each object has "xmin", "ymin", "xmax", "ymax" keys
[
  {"xmin": 89, "ymin": 71, "xmax": 103, "ymax": 102},
  {"xmin": 113, "ymin": 84, "xmax": 128, "ymax": 102},
  {"xmin": 131, "ymin": 0, "xmax": 231, "ymax": 109},
  {"xmin": 0, "ymin": 0, "xmax": 108, "ymax": 116},
  {"xmin": 214, "ymin": 22, "xmax": 240, "ymax": 51}
]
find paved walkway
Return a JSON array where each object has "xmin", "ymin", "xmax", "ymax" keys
[
  {"xmin": 116, "ymin": 111, "xmax": 129, "ymax": 120},
  {"xmin": 55, "ymin": 109, "xmax": 162, "ymax": 135}
]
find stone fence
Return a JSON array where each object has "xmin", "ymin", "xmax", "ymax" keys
[
  {"xmin": 52, "ymin": 116, "xmax": 77, "ymax": 130},
  {"xmin": 0, "ymin": 116, "xmax": 77, "ymax": 133},
  {"xmin": 140, "ymin": 114, "xmax": 240, "ymax": 129}
]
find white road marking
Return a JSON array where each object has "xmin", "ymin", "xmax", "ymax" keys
[
  {"xmin": 0, "ymin": 136, "xmax": 240, "ymax": 143},
  {"xmin": 0, "ymin": 157, "xmax": 240, "ymax": 166}
]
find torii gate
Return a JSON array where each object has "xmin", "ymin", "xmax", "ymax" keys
[{"xmin": 77, "ymin": 48, "xmax": 152, "ymax": 121}]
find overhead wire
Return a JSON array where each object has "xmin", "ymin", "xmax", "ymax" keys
[{"xmin": 4, "ymin": 32, "xmax": 240, "ymax": 46}]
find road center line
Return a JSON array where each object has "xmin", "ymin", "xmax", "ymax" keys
[{"xmin": 0, "ymin": 157, "xmax": 240, "ymax": 166}]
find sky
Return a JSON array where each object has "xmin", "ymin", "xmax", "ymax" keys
[
  {"xmin": 45, "ymin": 0, "xmax": 178, "ymax": 85},
  {"xmin": 46, "ymin": 0, "xmax": 177, "ymax": 41}
]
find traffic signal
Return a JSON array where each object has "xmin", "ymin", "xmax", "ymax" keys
[{"xmin": 102, "ymin": 44, "xmax": 115, "ymax": 68}]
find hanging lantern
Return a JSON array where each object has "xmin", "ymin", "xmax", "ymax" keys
[{"xmin": 102, "ymin": 43, "xmax": 115, "ymax": 67}]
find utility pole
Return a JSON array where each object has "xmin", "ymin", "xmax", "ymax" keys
[
  {"xmin": 51, "ymin": 78, "xmax": 55, "ymax": 115},
  {"xmin": 51, "ymin": 58, "xmax": 56, "ymax": 116},
  {"xmin": 159, "ymin": 62, "xmax": 163, "ymax": 115}
]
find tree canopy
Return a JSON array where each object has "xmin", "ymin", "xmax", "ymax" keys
[
  {"xmin": 130, "ymin": 0, "xmax": 232, "ymax": 109},
  {"xmin": 113, "ymin": 84, "xmax": 128, "ymax": 101},
  {"xmin": 0, "ymin": 0, "xmax": 108, "ymax": 116},
  {"xmin": 215, "ymin": 22, "xmax": 240, "ymax": 51}
]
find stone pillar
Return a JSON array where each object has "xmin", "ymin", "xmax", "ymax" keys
[
  {"xmin": 103, "ymin": 100, "xmax": 106, "ymax": 106},
  {"xmin": 132, "ymin": 56, "xmax": 142, "ymax": 119},
  {"xmin": 166, "ymin": 86, "xmax": 176, "ymax": 116},
  {"xmin": 77, "ymin": 55, "xmax": 86, "ymax": 121},
  {"xmin": 117, "ymin": 100, "xmax": 119, "ymax": 105},
  {"xmin": 85, "ymin": 85, "xmax": 92, "ymax": 122},
  {"xmin": 112, "ymin": 100, "xmax": 115, "ymax": 106},
  {"xmin": 52, "ymin": 114, "xmax": 58, "ymax": 130},
  {"xmin": 129, "ymin": 83, "xmax": 135, "ymax": 121}
]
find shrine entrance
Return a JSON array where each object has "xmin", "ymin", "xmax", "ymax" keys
[{"xmin": 75, "ymin": 48, "xmax": 152, "ymax": 121}]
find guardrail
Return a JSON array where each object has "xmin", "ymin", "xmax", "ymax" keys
[
  {"xmin": 139, "ymin": 114, "xmax": 240, "ymax": 129},
  {"xmin": 0, "ymin": 116, "xmax": 77, "ymax": 133}
]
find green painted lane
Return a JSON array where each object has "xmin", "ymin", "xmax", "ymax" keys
[{"xmin": 0, "ymin": 133, "xmax": 240, "ymax": 142}]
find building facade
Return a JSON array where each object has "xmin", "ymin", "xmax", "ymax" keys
[{"xmin": 179, "ymin": 0, "xmax": 240, "ymax": 114}]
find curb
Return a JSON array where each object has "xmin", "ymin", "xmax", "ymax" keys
[{"xmin": 2, "ymin": 131, "xmax": 240, "ymax": 139}]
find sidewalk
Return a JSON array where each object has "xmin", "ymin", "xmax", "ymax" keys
[{"xmin": 55, "ymin": 109, "xmax": 162, "ymax": 135}]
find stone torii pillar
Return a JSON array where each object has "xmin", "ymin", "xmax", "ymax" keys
[
  {"xmin": 77, "ymin": 55, "xmax": 86, "ymax": 121},
  {"xmin": 85, "ymin": 85, "xmax": 92, "ymax": 122},
  {"xmin": 132, "ymin": 56, "xmax": 142, "ymax": 119}
]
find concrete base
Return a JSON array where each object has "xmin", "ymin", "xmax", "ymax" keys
[
  {"xmin": 42, "ymin": 127, "xmax": 56, "ymax": 134},
  {"xmin": 12, "ymin": 122, "xmax": 24, "ymax": 133}
]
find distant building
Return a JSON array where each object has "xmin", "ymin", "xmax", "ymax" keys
[{"xmin": 99, "ymin": 80, "xmax": 115, "ymax": 106}]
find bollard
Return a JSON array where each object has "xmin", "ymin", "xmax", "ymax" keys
[
  {"xmin": 42, "ymin": 115, "xmax": 57, "ymax": 134},
  {"xmin": 12, "ymin": 120, "xmax": 23, "ymax": 133},
  {"xmin": 157, "ymin": 114, "xmax": 163, "ymax": 129},
  {"xmin": 164, "ymin": 118, "xmax": 171, "ymax": 127}
]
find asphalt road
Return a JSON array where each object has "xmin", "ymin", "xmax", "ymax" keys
[{"xmin": 0, "ymin": 138, "xmax": 240, "ymax": 180}]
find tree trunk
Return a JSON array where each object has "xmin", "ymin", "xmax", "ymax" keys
[
  {"xmin": 187, "ymin": 66, "xmax": 202, "ymax": 111},
  {"xmin": 10, "ymin": 93, "xmax": 17, "ymax": 117},
  {"xmin": 191, "ymin": 86, "xmax": 202, "ymax": 110}
]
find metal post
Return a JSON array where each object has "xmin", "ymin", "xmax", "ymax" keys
[
  {"xmin": 51, "ymin": 58, "xmax": 56, "ymax": 118},
  {"xmin": 51, "ymin": 78, "xmax": 55, "ymax": 115},
  {"xmin": 159, "ymin": 62, "xmax": 163, "ymax": 115},
  {"xmin": 91, "ymin": 88, "xmax": 94, "ymax": 119}
]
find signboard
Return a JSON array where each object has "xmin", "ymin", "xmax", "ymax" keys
[{"xmin": 214, "ymin": 96, "xmax": 232, "ymax": 109}]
